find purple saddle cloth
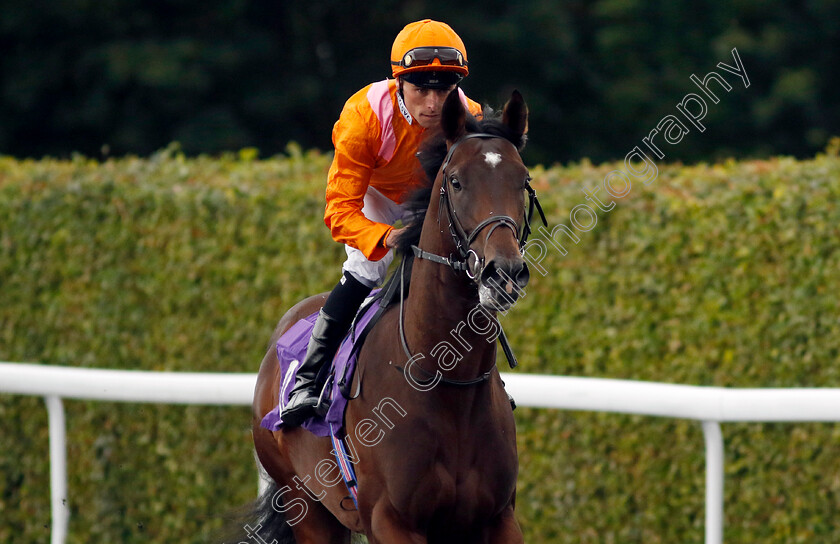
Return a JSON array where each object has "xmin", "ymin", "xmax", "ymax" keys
[{"xmin": 260, "ymin": 292, "xmax": 381, "ymax": 437}]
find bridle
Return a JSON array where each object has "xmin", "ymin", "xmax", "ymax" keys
[
  {"xmin": 391, "ymin": 132, "xmax": 548, "ymax": 386},
  {"xmin": 411, "ymin": 133, "xmax": 547, "ymax": 281}
]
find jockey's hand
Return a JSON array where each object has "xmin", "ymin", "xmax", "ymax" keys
[{"xmin": 385, "ymin": 227, "xmax": 405, "ymax": 248}]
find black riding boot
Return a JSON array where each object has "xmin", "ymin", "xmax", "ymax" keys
[{"xmin": 281, "ymin": 272, "xmax": 371, "ymax": 427}]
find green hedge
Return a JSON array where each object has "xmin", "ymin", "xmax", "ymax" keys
[{"xmin": 2, "ymin": 141, "xmax": 840, "ymax": 543}]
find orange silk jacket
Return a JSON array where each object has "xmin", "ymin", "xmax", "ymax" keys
[{"xmin": 324, "ymin": 79, "xmax": 482, "ymax": 261}]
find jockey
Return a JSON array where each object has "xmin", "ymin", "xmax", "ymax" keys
[{"xmin": 281, "ymin": 19, "xmax": 483, "ymax": 426}]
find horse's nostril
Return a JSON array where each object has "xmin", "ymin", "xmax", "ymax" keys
[
  {"xmin": 479, "ymin": 261, "xmax": 497, "ymax": 286},
  {"xmin": 515, "ymin": 262, "xmax": 530, "ymax": 288},
  {"xmin": 481, "ymin": 259, "xmax": 530, "ymax": 296}
]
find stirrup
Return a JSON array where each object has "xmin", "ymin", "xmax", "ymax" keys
[{"xmin": 314, "ymin": 374, "xmax": 334, "ymax": 418}]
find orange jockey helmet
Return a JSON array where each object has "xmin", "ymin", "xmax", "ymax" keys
[{"xmin": 391, "ymin": 19, "xmax": 469, "ymax": 89}]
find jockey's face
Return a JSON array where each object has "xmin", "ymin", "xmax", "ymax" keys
[{"xmin": 401, "ymin": 81, "xmax": 458, "ymax": 129}]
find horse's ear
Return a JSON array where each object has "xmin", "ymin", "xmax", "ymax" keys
[
  {"xmin": 502, "ymin": 90, "xmax": 528, "ymax": 149},
  {"xmin": 441, "ymin": 89, "xmax": 466, "ymax": 143}
]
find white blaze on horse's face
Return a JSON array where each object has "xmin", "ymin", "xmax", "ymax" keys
[{"xmin": 484, "ymin": 151, "xmax": 502, "ymax": 168}]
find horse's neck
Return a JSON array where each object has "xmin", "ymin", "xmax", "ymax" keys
[{"xmin": 402, "ymin": 194, "xmax": 498, "ymax": 379}]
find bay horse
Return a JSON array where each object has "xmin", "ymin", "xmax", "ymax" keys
[{"xmin": 246, "ymin": 89, "xmax": 533, "ymax": 544}]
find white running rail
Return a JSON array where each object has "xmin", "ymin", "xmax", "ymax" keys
[{"xmin": 3, "ymin": 362, "xmax": 840, "ymax": 544}]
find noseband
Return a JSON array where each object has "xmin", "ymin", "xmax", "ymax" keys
[{"xmin": 411, "ymin": 133, "xmax": 547, "ymax": 280}]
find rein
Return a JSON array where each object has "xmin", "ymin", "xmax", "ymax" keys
[{"xmin": 393, "ymin": 257, "xmax": 494, "ymax": 386}]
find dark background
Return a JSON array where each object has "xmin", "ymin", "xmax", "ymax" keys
[{"xmin": 2, "ymin": 0, "xmax": 838, "ymax": 164}]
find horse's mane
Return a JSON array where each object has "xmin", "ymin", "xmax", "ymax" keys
[{"xmin": 380, "ymin": 105, "xmax": 527, "ymax": 305}]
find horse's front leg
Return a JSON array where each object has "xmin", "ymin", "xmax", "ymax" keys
[
  {"xmin": 365, "ymin": 502, "xmax": 427, "ymax": 544},
  {"xmin": 483, "ymin": 506, "xmax": 524, "ymax": 544}
]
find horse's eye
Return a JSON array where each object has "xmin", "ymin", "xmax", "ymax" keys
[{"xmin": 450, "ymin": 177, "xmax": 462, "ymax": 191}]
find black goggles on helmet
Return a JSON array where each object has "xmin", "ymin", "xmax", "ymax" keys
[
  {"xmin": 401, "ymin": 70, "xmax": 462, "ymax": 89},
  {"xmin": 392, "ymin": 47, "xmax": 467, "ymax": 69}
]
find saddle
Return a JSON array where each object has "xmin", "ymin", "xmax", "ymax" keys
[{"xmin": 259, "ymin": 282, "xmax": 397, "ymax": 438}]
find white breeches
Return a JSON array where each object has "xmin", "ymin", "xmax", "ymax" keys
[{"xmin": 341, "ymin": 186, "xmax": 407, "ymax": 288}]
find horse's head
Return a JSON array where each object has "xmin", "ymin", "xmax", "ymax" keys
[{"xmin": 428, "ymin": 89, "xmax": 536, "ymax": 311}]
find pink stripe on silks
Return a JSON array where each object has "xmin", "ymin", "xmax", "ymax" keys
[{"xmin": 367, "ymin": 79, "xmax": 397, "ymax": 162}]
